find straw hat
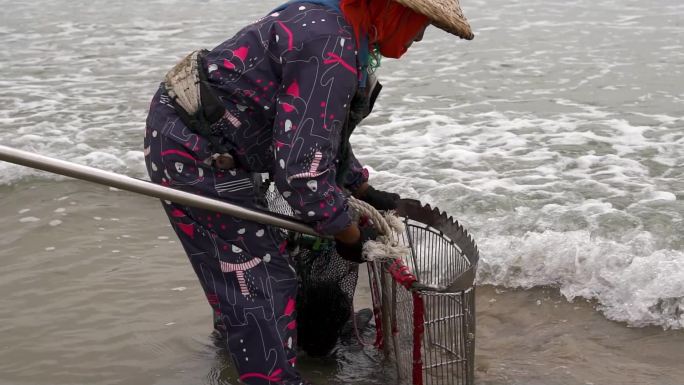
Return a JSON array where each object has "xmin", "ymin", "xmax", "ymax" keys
[{"xmin": 393, "ymin": 0, "xmax": 474, "ymax": 40}]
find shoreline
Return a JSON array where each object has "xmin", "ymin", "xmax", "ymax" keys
[
  {"xmin": 1, "ymin": 180, "xmax": 683, "ymax": 385},
  {"xmin": 474, "ymin": 285, "xmax": 684, "ymax": 385}
]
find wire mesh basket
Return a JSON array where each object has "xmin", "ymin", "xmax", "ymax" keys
[
  {"xmin": 368, "ymin": 199, "xmax": 479, "ymax": 385},
  {"xmin": 262, "ymin": 182, "xmax": 479, "ymax": 384}
]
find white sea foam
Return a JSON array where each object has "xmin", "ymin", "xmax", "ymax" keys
[
  {"xmin": 478, "ymin": 230, "xmax": 684, "ymax": 329},
  {"xmin": 356, "ymin": 102, "xmax": 683, "ymax": 328}
]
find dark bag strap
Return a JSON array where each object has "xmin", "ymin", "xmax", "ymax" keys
[{"xmin": 336, "ymin": 76, "xmax": 383, "ymax": 186}]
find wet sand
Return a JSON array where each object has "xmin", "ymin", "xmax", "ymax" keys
[
  {"xmin": 475, "ymin": 286, "xmax": 684, "ymax": 385},
  {"xmin": 1, "ymin": 180, "xmax": 683, "ymax": 385}
]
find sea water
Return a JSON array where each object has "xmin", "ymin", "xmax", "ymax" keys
[{"xmin": 0, "ymin": 0, "xmax": 682, "ymax": 366}]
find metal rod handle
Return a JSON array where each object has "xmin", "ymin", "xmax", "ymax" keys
[{"xmin": 0, "ymin": 144, "xmax": 326, "ymax": 238}]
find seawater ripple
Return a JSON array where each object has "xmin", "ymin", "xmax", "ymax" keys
[{"xmin": 0, "ymin": 0, "xmax": 683, "ymax": 328}]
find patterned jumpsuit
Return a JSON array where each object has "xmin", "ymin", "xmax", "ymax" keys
[{"xmin": 144, "ymin": 3, "xmax": 368, "ymax": 384}]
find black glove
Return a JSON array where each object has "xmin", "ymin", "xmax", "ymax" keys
[
  {"xmin": 335, "ymin": 226, "xmax": 378, "ymax": 263},
  {"xmin": 360, "ymin": 185, "xmax": 400, "ymax": 211}
]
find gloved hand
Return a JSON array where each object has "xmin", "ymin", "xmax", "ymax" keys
[
  {"xmin": 335, "ymin": 225, "xmax": 378, "ymax": 263},
  {"xmin": 358, "ymin": 185, "xmax": 400, "ymax": 211}
]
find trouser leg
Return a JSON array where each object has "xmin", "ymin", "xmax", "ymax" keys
[
  {"xmin": 144, "ymin": 92, "xmax": 302, "ymax": 384},
  {"xmin": 170, "ymin": 210, "xmax": 300, "ymax": 384}
]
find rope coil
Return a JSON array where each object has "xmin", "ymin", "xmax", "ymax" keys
[{"xmin": 348, "ymin": 196, "xmax": 411, "ymax": 262}]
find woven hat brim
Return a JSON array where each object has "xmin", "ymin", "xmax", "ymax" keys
[{"xmin": 393, "ymin": 0, "xmax": 474, "ymax": 40}]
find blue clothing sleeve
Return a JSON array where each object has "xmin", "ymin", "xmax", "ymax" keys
[{"xmin": 272, "ymin": 35, "xmax": 359, "ymax": 235}]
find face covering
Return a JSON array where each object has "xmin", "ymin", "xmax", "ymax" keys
[{"xmin": 341, "ymin": 0, "xmax": 429, "ymax": 59}]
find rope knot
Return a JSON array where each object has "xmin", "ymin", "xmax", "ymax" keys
[{"xmin": 348, "ymin": 196, "xmax": 410, "ymax": 262}]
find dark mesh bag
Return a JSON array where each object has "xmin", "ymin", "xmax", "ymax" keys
[
  {"xmin": 263, "ymin": 182, "xmax": 359, "ymax": 357},
  {"xmin": 291, "ymin": 238, "xmax": 358, "ymax": 356}
]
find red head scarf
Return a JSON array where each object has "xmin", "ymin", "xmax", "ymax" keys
[{"xmin": 340, "ymin": 0, "xmax": 429, "ymax": 59}]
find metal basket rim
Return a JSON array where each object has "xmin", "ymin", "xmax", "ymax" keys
[{"xmin": 395, "ymin": 199, "xmax": 479, "ymax": 293}]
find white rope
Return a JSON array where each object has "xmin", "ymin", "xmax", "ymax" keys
[{"xmin": 348, "ymin": 196, "xmax": 411, "ymax": 262}]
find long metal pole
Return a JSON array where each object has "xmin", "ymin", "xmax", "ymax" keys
[{"xmin": 0, "ymin": 144, "xmax": 326, "ymax": 238}]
